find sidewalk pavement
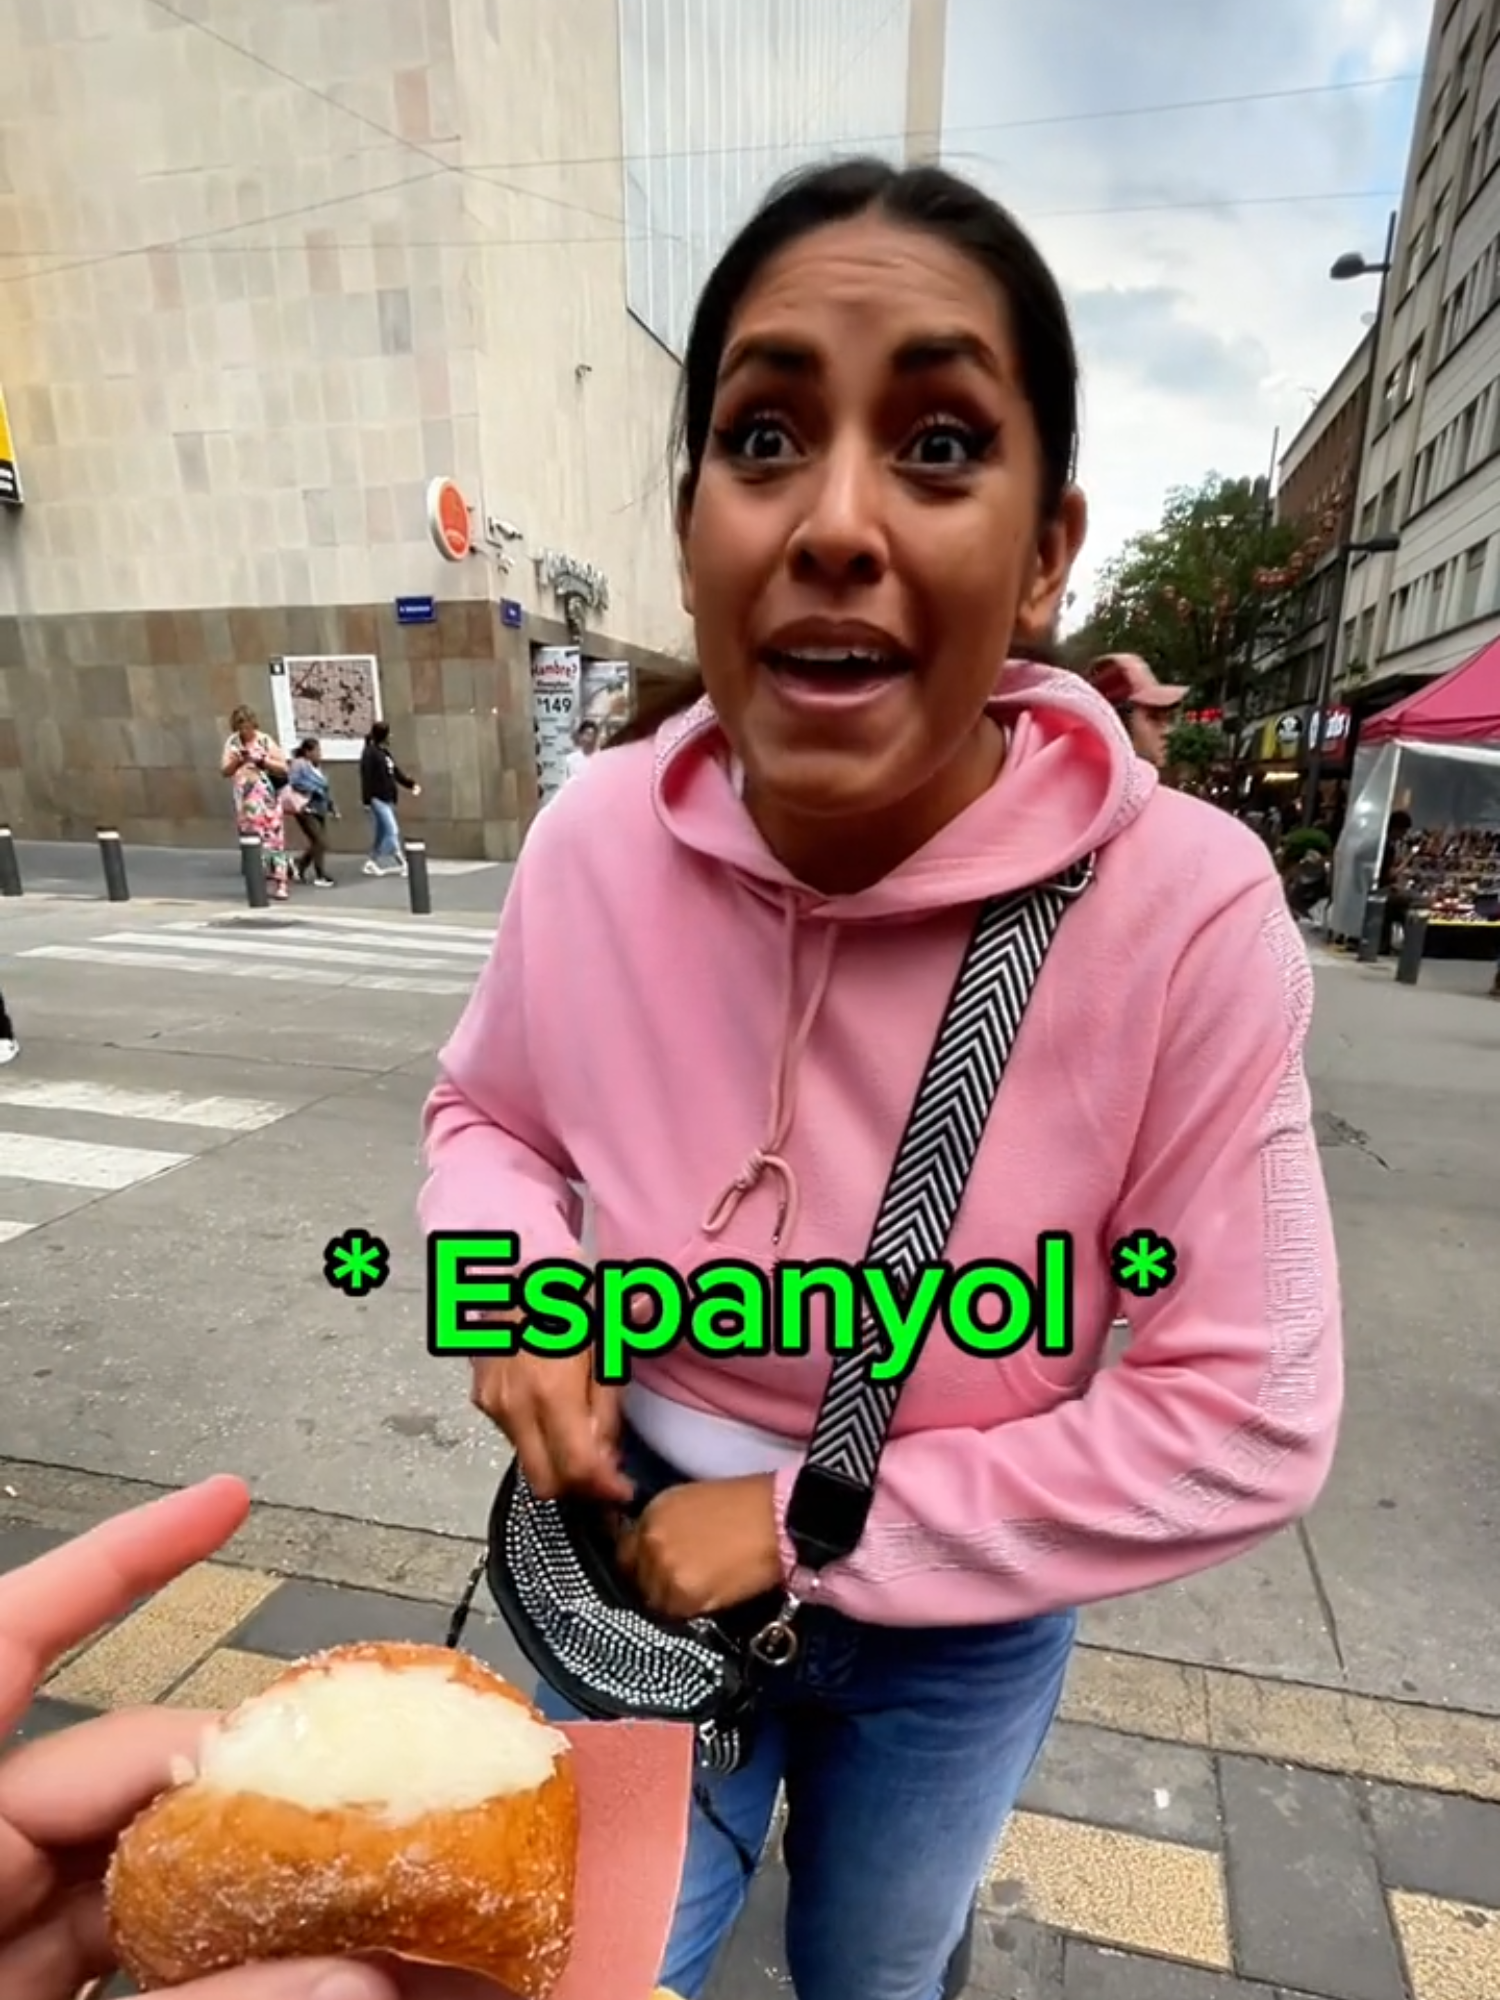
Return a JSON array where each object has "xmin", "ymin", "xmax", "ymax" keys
[
  {"xmin": 8, "ymin": 836, "xmax": 514, "ymax": 916},
  {"xmin": 6, "ymin": 1459, "xmax": 1497, "ymax": 2000}
]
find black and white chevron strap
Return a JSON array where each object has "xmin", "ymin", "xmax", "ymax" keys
[{"xmin": 794, "ymin": 856, "xmax": 1096, "ymax": 1526}]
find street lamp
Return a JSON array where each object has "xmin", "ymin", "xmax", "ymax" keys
[
  {"xmin": 1300, "ymin": 532, "xmax": 1401, "ymax": 827},
  {"xmin": 1329, "ymin": 210, "xmax": 1397, "ymax": 285}
]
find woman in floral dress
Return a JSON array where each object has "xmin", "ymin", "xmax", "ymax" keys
[{"xmin": 220, "ymin": 704, "xmax": 291, "ymax": 901}]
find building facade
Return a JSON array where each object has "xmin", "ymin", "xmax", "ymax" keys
[
  {"xmin": 0, "ymin": 0, "xmax": 946, "ymax": 854},
  {"xmin": 1338, "ymin": 0, "xmax": 1500, "ymax": 708},
  {"xmin": 1247, "ymin": 333, "xmax": 1373, "ymax": 727}
]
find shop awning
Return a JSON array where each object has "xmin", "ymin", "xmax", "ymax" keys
[{"xmin": 1362, "ymin": 632, "xmax": 1500, "ymax": 746}]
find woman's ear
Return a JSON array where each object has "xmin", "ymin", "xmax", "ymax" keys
[
  {"xmin": 675, "ymin": 478, "xmax": 695, "ymax": 617},
  {"xmin": 1016, "ymin": 485, "xmax": 1088, "ymax": 646}
]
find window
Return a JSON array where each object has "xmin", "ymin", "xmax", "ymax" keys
[
  {"xmin": 1467, "ymin": 106, "xmax": 1498, "ymax": 199},
  {"xmin": 1392, "ymin": 584, "xmax": 1413, "ymax": 647},
  {"xmin": 1377, "ymin": 476, "xmax": 1400, "ymax": 534},
  {"xmin": 1411, "ymin": 440, "xmax": 1436, "ymax": 511},
  {"xmin": 1432, "ymin": 180, "xmax": 1455, "ymax": 256},
  {"xmin": 1456, "ymin": 541, "xmax": 1488, "ymax": 622},
  {"xmin": 1403, "ymin": 218, "xmax": 1428, "ymax": 289},
  {"xmin": 1401, "ymin": 338, "xmax": 1425, "ymax": 404},
  {"xmin": 1357, "ymin": 606, "xmax": 1377, "ymax": 663},
  {"xmin": 1426, "ymin": 564, "xmax": 1450, "ymax": 635},
  {"xmin": 1458, "ymin": 399, "xmax": 1479, "ymax": 474},
  {"xmin": 1359, "ymin": 496, "xmax": 1379, "ymax": 541}
]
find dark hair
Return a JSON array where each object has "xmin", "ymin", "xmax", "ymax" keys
[
  {"xmin": 612, "ymin": 156, "xmax": 1080, "ymax": 749},
  {"xmin": 369, "ymin": 720, "xmax": 390, "ymax": 744}
]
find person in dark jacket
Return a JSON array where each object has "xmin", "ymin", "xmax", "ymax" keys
[
  {"xmin": 359, "ymin": 721, "xmax": 421, "ymax": 877},
  {"xmin": 0, "ymin": 986, "xmax": 16, "ymax": 1065}
]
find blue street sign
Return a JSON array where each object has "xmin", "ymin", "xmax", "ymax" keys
[
  {"xmin": 499, "ymin": 597, "xmax": 524, "ymax": 629},
  {"xmin": 396, "ymin": 595, "xmax": 436, "ymax": 625}
]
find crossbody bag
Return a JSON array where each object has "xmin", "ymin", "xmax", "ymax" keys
[{"xmin": 446, "ymin": 856, "xmax": 1095, "ymax": 1772}]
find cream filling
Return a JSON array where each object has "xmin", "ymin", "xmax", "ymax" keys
[{"xmin": 180, "ymin": 1661, "xmax": 569, "ymax": 1826}]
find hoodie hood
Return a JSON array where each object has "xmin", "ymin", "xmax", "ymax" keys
[{"xmin": 651, "ymin": 660, "xmax": 1156, "ymax": 916}]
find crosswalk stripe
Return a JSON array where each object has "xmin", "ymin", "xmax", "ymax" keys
[
  {"xmin": 0, "ymin": 1220, "xmax": 34, "ymax": 1244},
  {"xmin": 212, "ymin": 913, "xmax": 496, "ymax": 946},
  {"xmin": 20, "ymin": 943, "xmax": 473, "ymax": 997},
  {"xmin": 0, "ymin": 1131, "xmax": 190, "ymax": 1191},
  {"xmin": 96, "ymin": 929, "xmax": 475, "ymax": 975},
  {"xmin": 0, "ymin": 1080, "xmax": 287, "ymax": 1131},
  {"xmin": 168, "ymin": 920, "xmax": 492, "ymax": 961}
]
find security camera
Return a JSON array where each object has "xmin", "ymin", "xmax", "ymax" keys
[{"xmin": 485, "ymin": 515, "xmax": 524, "ymax": 542}]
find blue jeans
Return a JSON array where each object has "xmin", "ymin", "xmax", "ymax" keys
[
  {"xmin": 530, "ymin": 1429, "xmax": 1076, "ymax": 2000},
  {"xmin": 367, "ymin": 798, "xmax": 401, "ymax": 860}
]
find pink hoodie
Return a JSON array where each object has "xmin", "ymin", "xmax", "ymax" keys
[{"xmin": 420, "ymin": 663, "xmax": 1343, "ymax": 1628}]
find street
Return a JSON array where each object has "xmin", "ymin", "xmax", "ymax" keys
[{"xmin": 2, "ymin": 883, "xmax": 1498, "ymax": 1998}]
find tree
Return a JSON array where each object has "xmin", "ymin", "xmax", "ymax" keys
[{"xmin": 1067, "ymin": 473, "xmax": 1312, "ymax": 711}]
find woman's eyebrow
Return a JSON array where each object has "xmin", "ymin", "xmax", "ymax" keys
[
  {"xmin": 718, "ymin": 337, "xmax": 818, "ymax": 387},
  {"xmin": 893, "ymin": 332, "xmax": 1001, "ymax": 378}
]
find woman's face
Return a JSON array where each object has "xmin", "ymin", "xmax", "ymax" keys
[{"xmin": 680, "ymin": 213, "xmax": 1085, "ymax": 883}]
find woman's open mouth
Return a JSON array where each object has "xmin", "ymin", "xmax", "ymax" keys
[{"xmin": 760, "ymin": 644, "xmax": 915, "ymax": 711}]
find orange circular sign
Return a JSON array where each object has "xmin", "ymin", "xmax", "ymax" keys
[{"xmin": 427, "ymin": 476, "xmax": 471, "ymax": 561}]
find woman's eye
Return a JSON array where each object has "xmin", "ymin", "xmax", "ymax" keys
[
  {"xmin": 735, "ymin": 419, "xmax": 795, "ymax": 462},
  {"xmin": 905, "ymin": 421, "xmax": 990, "ymax": 467}
]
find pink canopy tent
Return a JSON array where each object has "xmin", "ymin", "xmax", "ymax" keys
[{"xmin": 1361, "ymin": 632, "xmax": 1500, "ymax": 746}]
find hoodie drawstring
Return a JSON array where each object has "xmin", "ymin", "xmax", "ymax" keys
[{"xmin": 702, "ymin": 895, "xmax": 838, "ymax": 1249}]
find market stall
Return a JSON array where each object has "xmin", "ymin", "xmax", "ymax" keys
[{"xmin": 1327, "ymin": 635, "xmax": 1500, "ymax": 957}]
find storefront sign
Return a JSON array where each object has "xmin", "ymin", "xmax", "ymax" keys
[
  {"xmin": 426, "ymin": 476, "xmax": 472, "ymax": 561},
  {"xmin": 531, "ymin": 644, "xmax": 581, "ymax": 805},
  {"xmin": 0, "ymin": 384, "xmax": 22, "ymax": 506},
  {"xmin": 1308, "ymin": 705, "xmax": 1351, "ymax": 754},
  {"xmin": 579, "ymin": 659, "xmax": 632, "ymax": 742}
]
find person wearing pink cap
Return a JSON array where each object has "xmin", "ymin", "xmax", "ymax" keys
[{"xmin": 1088, "ymin": 653, "xmax": 1188, "ymax": 770}]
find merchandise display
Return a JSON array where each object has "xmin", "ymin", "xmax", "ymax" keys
[{"xmin": 1394, "ymin": 826, "xmax": 1500, "ymax": 922}]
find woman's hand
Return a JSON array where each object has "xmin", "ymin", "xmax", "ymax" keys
[
  {"xmin": 471, "ymin": 1352, "xmax": 631, "ymax": 1505},
  {"xmin": 616, "ymin": 1477, "xmax": 784, "ymax": 1619},
  {"xmin": 0, "ymin": 1479, "xmax": 503, "ymax": 1999}
]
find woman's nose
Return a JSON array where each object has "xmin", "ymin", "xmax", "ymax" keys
[{"xmin": 788, "ymin": 444, "xmax": 889, "ymax": 584}]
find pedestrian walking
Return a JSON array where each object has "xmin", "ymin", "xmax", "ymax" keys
[
  {"xmin": 286, "ymin": 736, "xmax": 338, "ymax": 887},
  {"xmin": 421, "ymin": 157, "xmax": 1342, "ymax": 2000},
  {"xmin": 359, "ymin": 721, "xmax": 420, "ymax": 877},
  {"xmin": 219, "ymin": 706, "xmax": 291, "ymax": 902},
  {"xmin": 0, "ymin": 985, "xmax": 17, "ymax": 1064}
]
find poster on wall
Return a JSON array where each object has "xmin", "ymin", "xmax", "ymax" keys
[
  {"xmin": 579, "ymin": 659, "xmax": 633, "ymax": 742},
  {"xmin": 531, "ymin": 643, "xmax": 582, "ymax": 805},
  {"xmin": 0, "ymin": 384, "xmax": 23, "ymax": 506},
  {"xmin": 268, "ymin": 654, "xmax": 382, "ymax": 762}
]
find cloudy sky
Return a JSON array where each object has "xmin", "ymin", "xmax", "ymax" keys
[{"xmin": 941, "ymin": 0, "xmax": 1433, "ymax": 622}]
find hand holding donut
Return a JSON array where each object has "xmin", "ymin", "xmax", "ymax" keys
[{"xmin": 0, "ymin": 1475, "xmax": 501, "ymax": 2000}]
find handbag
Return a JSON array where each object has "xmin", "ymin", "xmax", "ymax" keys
[{"xmin": 447, "ymin": 856, "xmax": 1095, "ymax": 1772}]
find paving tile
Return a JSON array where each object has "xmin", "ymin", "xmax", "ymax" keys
[
  {"xmin": 964, "ymin": 1913, "xmax": 1065, "ymax": 1997},
  {"xmin": 1021, "ymin": 1718, "xmax": 1222, "ymax": 1848},
  {"xmin": 1060, "ymin": 1648, "xmax": 1213, "ymax": 1746},
  {"xmin": 986, "ymin": 1811, "xmax": 1230, "ymax": 1969},
  {"xmin": 229, "ymin": 1576, "xmax": 534, "ymax": 1685},
  {"xmin": 1365, "ymin": 1782, "xmax": 1500, "ymax": 1909},
  {"xmin": 0, "ymin": 1522, "xmax": 70, "ymax": 1572},
  {"xmin": 5, "ymin": 1693, "xmax": 100, "ymax": 1747},
  {"xmin": 1061, "ymin": 1938, "xmax": 1291, "ymax": 1997},
  {"xmin": 1218, "ymin": 1755, "xmax": 1406, "ymax": 2000},
  {"xmin": 165, "ymin": 1645, "xmax": 291, "ymax": 1709},
  {"xmin": 1389, "ymin": 1890, "xmax": 1500, "ymax": 2000},
  {"xmin": 703, "ymin": 1857, "xmax": 786, "ymax": 1998},
  {"xmin": 44, "ymin": 1562, "xmax": 278, "ymax": 1706}
]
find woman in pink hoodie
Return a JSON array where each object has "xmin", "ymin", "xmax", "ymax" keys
[{"xmin": 420, "ymin": 156, "xmax": 1342, "ymax": 2000}]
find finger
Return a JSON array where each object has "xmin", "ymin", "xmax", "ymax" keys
[
  {"xmin": 533, "ymin": 1391, "xmax": 628, "ymax": 1502},
  {"xmin": 0, "ymin": 1478, "xmax": 250, "ymax": 1734},
  {"xmin": 0, "ymin": 1706, "xmax": 219, "ymax": 1850}
]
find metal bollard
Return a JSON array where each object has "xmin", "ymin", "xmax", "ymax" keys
[
  {"xmin": 1356, "ymin": 891, "xmax": 1387, "ymax": 963},
  {"xmin": 239, "ymin": 834, "xmax": 268, "ymax": 909},
  {"xmin": 96, "ymin": 828, "xmax": 130, "ymax": 903},
  {"xmin": 0, "ymin": 826, "xmax": 21, "ymax": 898},
  {"xmin": 1394, "ymin": 908, "xmax": 1429, "ymax": 986},
  {"xmin": 405, "ymin": 839, "xmax": 432, "ymax": 916}
]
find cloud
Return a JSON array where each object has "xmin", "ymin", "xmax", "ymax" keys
[
  {"xmin": 1069, "ymin": 284, "xmax": 1271, "ymax": 404},
  {"xmin": 942, "ymin": 0, "xmax": 1431, "ymax": 618}
]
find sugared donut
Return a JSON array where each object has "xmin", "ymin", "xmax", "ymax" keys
[{"xmin": 106, "ymin": 1639, "xmax": 578, "ymax": 1997}]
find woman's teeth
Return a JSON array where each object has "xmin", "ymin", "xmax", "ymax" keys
[{"xmin": 766, "ymin": 647, "xmax": 904, "ymax": 674}]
